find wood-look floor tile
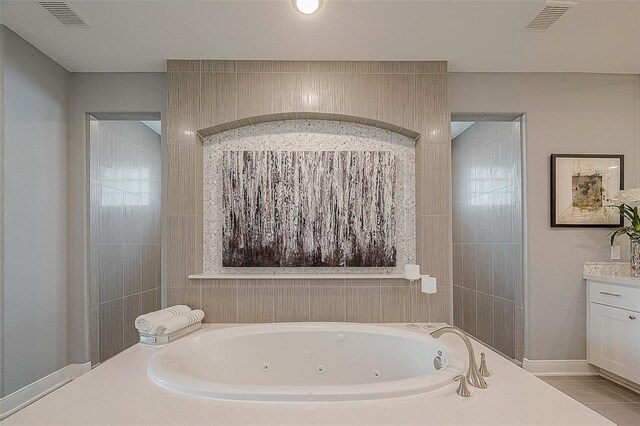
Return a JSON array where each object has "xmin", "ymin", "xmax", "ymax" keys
[
  {"xmin": 583, "ymin": 402, "xmax": 640, "ymax": 424},
  {"xmin": 549, "ymin": 380, "xmax": 629, "ymax": 403},
  {"xmin": 597, "ymin": 381, "xmax": 640, "ymax": 402}
]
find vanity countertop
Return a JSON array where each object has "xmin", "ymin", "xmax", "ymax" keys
[
  {"xmin": 583, "ymin": 262, "xmax": 640, "ymax": 288},
  {"xmin": 3, "ymin": 323, "xmax": 611, "ymax": 426}
]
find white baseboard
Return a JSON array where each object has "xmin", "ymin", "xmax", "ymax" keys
[
  {"xmin": 522, "ymin": 358, "xmax": 599, "ymax": 376},
  {"xmin": 0, "ymin": 362, "xmax": 91, "ymax": 420}
]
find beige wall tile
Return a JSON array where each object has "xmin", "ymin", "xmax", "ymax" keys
[
  {"xmin": 274, "ymin": 287, "xmax": 310, "ymax": 322},
  {"xmin": 414, "ymin": 61, "xmax": 447, "ymax": 74},
  {"xmin": 414, "ymin": 74, "xmax": 448, "ymax": 144},
  {"xmin": 195, "ymin": 143, "xmax": 203, "ymax": 217},
  {"xmin": 195, "ymin": 216, "xmax": 203, "ymax": 274},
  {"xmin": 306, "ymin": 61, "xmax": 346, "ymax": 73},
  {"xmin": 237, "ymin": 287, "xmax": 274, "ymax": 323},
  {"xmin": 378, "ymin": 74, "xmax": 415, "ymax": 129},
  {"xmin": 98, "ymin": 245, "xmax": 123, "ymax": 303},
  {"xmin": 462, "ymin": 288, "xmax": 477, "ymax": 336},
  {"xmin": 462, "ymin": 244, "xmax": 477, "ymax": 290},
  {"xmin": 514, "ymin": 244, "xmax": 524, "ymax": 308},
  {"xmin": 99, "ymin": 299, "xmax": 123, "ymax": 362},
  {"xmin": 346, "ymin": 287, "xmax": 381, "ymax": 322},
  {"xmin": 476, "ymin": 243, "xmax": 493, "ymax": 295},
  {"xmin": 167, "ymin": 60, "xmax": 201, "ymax": 72},
  {"xmin": 99, "ymin": 186, "xmax": 124, "ymax": 244},
  {"xmin": 167, "ymin": 72, "xmax": 200, "ymax": 144},
  {"xmin": 89, "ymin": 308, "xmax": 100, "ymax": 366},
  {"xmin": 142, "ymin": 245, "xmax": 160, "ymax": 292},
  {"xmin": 90, "ymin": 180, "xmax": 101, "ymax": 244},
  {"xmin": 201, "ymin": 60, "xmax": 235, "ymax": 73},
  {"xmin": 416, "ymin": 215, "xmax": 451, "ymax": 287},
  {"xmin": 202, "ymin": 287, "xmax": 240, "ymax": 323},
  {"xmin": 200, "ymin": 73, "xmax": 237, "ymax": 128},
  {"xmin": 168, "ymin": 215, "xmax": 197, "ymax": 286},
  {"xmin": 492, "ymin": 244, "xmax": 515, "ymax": 300},
  {"xmin": 237, "ymin": 73, "xmax": 274, "ymax": 119},
  {"xmin": 310, "ymin": 287, "xmax": 346, "ymax": 322},
  {"xmin": 476, "ymin": 292, "xmax": 494, "ymax": 347},
  {"xmin": 515, "ymin": 307, "xmax": 524, "ymax": 361},
  {"xmin": 452, "ymin": 243, "xmax": 463, "ymax": 287},
  {"xmin": 142, "ymin": 289, "xmax": 158, "ymax": 315},
  {"xmin": 89, "ymin": 247, "xmax": 99, "ymax": 310},
  {"xmin": 309, "ymin": 73, "xmax": 347, "ymax": 114},
  {"xmin": 166, "ymin": 60, "xmax": 450, "ymax": 322},
  {"xmin": 452, "ymin": 285, "xmax": 463, "ymax": 327},
  {"xmin": 494, "ymin": 297, "xmax": 515, "ymax": 358},
  {"xmin": 167, "ymin": 144, "xmax": 197, "ymax": 215},
  {"xmin": 427, "ymin": 286, "xmax": 451, "ymax": 323},
  {"xmin": 237, "ymin": 60, "xmax": 273, "ymax": 73},
  {"xmin": 416, "ymin": 143, "xmax": 450, "ymax": 216},
  {"xmin": 168, "ymin": 287, "xmax": 202, "ymax": 310},
  {"xmin": 122, "ymin": 193, "xmax": 142, "ymax": 244},
  {"xmin": 343, "ymin": 74, "xmax": 380, "ymax": 123},
  {"xmin": 123, "ymin": 245, "xmax": 142, "ymax": 296},
  {"xmin": 380, "ymin": 287, "xmax": 411, "ymax": 322},
  {"xmin": 123, "ymin": 294, "xmax": 142, "ymax": 349}
]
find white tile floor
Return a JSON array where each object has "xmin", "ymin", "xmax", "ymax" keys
[{"xmin": 541, "ymin": 376, "xmax": 640, "ymax": 426}]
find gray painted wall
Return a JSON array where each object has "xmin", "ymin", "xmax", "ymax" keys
[
  {"xmin": 449, "ymin": 73, "xmax": 640, "ymax": 361},
  {"xmin": 0, "ymin": 26, "xmax": 70, "ymax": 397},
  {"xmin": 0, "ymin": 25, "xmax": 165, "ymax": 396},
  {"xmin": 68, "ymin": 72, "xmax": 166, "ymax": 364}
]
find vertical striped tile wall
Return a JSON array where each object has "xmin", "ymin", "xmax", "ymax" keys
[
  {"xmin": 451, "ymin": 120, "xmax": 524, "ymax": 361},
  {"xmin": 89, "ymin": 119, "xmax": 162, "ymax": 365},
  {"xmin": 166, "ymin": 60, "xmax": 451, "ymax": 324}
]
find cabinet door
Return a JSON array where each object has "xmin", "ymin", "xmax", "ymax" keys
[{"xmin": 589, "ymin": 302, "xmax": 640, "ymax": 383}]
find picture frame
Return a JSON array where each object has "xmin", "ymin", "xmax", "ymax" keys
[{"xmin": 550, "ymin": 154, "xmax": 624, "ymax": 228}]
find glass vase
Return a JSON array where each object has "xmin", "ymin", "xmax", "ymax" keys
[{"xmin": 631, "ymin": 236, "xmax": 640, "ymax": 278}]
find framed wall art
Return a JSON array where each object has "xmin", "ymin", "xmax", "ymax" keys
[{"xmin": 550, "ymin": 154, "xmax": 624, "ymax": 227}]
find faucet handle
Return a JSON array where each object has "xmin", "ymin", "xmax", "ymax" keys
[
  {"xmin": 454, "ymin": 375, "xmax": 471, "ymax": 397},
  {"xmin": 479, "ymin": 352, "xmax": 490, "ymax": 377}
]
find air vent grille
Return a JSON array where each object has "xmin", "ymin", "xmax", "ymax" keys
[
  {"xmin": 38, "ymin": 1, "xmax": 91, "ymax": 27},
  {"xmin": 523, "ymin": 1, "xmax": 577, "ymax": 31}
]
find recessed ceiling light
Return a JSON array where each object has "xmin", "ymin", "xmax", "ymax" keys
[{"xmin": 294, "ymin": 0, "xmax": 322, "ymax": 15}]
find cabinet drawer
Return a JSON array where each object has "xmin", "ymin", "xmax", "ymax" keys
[{"xmin": 589, "ymin": 281, "xmax": 640, "ymax": 313}]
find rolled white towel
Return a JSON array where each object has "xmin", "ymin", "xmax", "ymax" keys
[
  {"xmin": 135, "ymin": 305, "xmax": 192, "ymax": 334},
  {"xmin": 156, "ymin": 310, "xmax": 205, "ymax": 335}
]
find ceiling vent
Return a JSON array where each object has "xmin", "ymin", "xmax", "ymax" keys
[
  {"xmin": 523, "ymin": 1, "xmax": 577, "ymax": 31},
  {"xmin": 38, "ymin": 1, "xmax": 92, "ymax": 27}
]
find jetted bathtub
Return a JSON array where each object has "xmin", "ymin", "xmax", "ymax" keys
[{"xmin": 147, "ymin": 323, "xmax": 463, "ymax": 401}]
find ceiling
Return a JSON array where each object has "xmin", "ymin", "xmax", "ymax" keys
[{"xmin": 1, "ymin": 0, "xmax": 639, "ymax": 73}]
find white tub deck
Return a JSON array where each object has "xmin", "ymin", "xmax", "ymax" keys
[{"xmin": 3, "ymin": 324, "xmax": 612, "ymax": 425}]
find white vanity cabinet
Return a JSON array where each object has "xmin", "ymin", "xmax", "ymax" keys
[{"xmin": 586, "ymin": 277, "xmax": 640, "ymax": 384}]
